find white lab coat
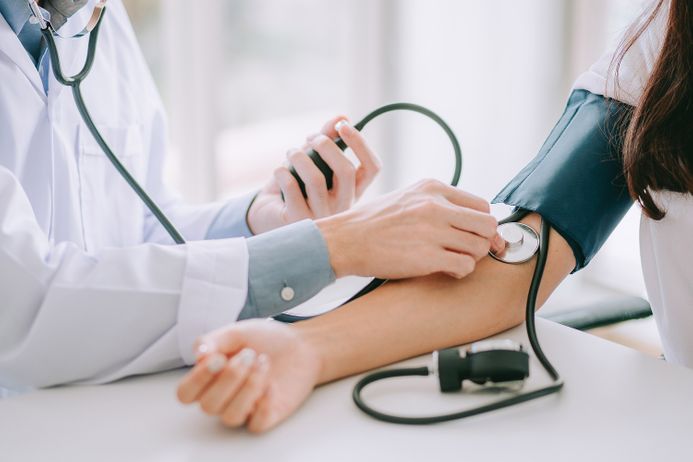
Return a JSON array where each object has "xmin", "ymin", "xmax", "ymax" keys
[{"xmin": 0, "ymin": 1, "xmax": 249, "ymax": 389}]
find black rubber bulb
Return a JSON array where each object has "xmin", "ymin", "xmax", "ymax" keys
[{"xmin": 288, "ymin": 137, "xmax": 348, "ymax": 198}]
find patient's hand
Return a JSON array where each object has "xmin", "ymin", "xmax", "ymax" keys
[{"xmin": 176, "ymin": 320, "xmax": 320, "ymax": 433}]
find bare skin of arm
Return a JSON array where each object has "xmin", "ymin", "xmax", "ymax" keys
[
  {"xmin": 297, "ymin": 213, "xmax": 576, "ymax": 383},
  {"xmin": 177, "ymin": 213, "xmax": 576, "ymax": 431}
]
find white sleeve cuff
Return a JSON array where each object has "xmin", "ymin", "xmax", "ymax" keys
[{"xmin": 176, "ymin": 238, "xmax": 249, "ymax": 364}]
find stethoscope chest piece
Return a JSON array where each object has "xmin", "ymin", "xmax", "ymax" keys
[{"xmin": 489, "ymin": 222, "xmax": 540, "ymax": 264}]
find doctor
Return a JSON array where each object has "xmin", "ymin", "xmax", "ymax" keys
[{"xmin": 0, "ymin": 0, "xmax": 504, "ymax": 389}]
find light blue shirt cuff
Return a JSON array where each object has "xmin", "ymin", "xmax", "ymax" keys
[
  {"xmin": 239, "ymin": 219, "xmax": 336, "ymax": 319},
  {"xmin": 206, "ymin": 192, "xmax": 258, "ymax": 240}
]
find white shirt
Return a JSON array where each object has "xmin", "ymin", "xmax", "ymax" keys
[
  {"xmin": 640, "ymin": 192, "xmax": 693, "ymax": 366},
  {"xmin": 575, "ymin": 0, "xmax": 693, "ymax": 367}
]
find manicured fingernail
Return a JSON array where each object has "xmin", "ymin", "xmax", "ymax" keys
[
  {"xmin": 257, "ymin": 354, "xmax": 269, "ymax": 371},
  {"xmin": 207, "ymin": 353, "xmax": 227, "ymax": 374},
  {"xmin": 232, "ymin": 348, "xmax": 257, "ymax": 367},
  {"xmin": 334, "ymin": 120, "xmax": 350, "ymax": 132},
  {"xmin": 197, "ymin": 343, "xmax": 210, "ymax": 354}
]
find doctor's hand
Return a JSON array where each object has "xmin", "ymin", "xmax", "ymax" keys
[
  {"xmin": 176, "ymin": 320, "xmax": 319, "ymax": 433},
  {"xmin": 317, "ymin": 180, "xmax": 505, "ymax": 280},
  {"xmin": 247, "ymin": 116, "xmax": 381, "ymax": 235}
]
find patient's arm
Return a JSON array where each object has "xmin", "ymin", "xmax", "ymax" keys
[
  {"xmin": 299, "ymin": 213, "xmax": 576, "ymax": 383},
  {"xmin": 177, "ymin": 213, "xmax": 576, "ymax": 431}
]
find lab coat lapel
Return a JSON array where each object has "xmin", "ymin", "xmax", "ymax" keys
[{"xmin": 0, "ymin": 14, "xmax": 45, "ymax": 98}]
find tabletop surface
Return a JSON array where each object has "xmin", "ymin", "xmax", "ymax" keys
[{"xmin": 2, "ymin": 319, "xmax": 692, "ymax": 462}]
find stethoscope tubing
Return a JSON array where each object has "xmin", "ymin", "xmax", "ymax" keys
[
  {"xmin": 351, "ymin": 210, "xmax": 563, "ymax": 424},
  {"xmin": 40, "ymin": 8, "xmax": 186, "ymax": 245}
]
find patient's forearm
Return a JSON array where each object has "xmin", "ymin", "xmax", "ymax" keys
[{"xmin": 294, "ymin": 214, "xmax": 576, "ymax": 384}]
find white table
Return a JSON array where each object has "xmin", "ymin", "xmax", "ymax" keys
[{"xmin": 2, "ymin": 319, "xmax": 692, "ymax": 462}]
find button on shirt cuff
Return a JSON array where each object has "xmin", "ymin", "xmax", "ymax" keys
[{"xmin": 242, "ymin": 219, "xmax": 336, "ymax": 319}]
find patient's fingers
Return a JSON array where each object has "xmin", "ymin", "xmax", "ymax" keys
[
  {"xmin": 197, "ymin": 325, "xmax": 246, "ymax": 356},
  {"xmin": 246, "ymin": 385, "xmax": 282, "ymax": 433},
  {"xmin": 176, "ymin": 353, "xmax": 227, "ymax": 404},
  {"xmin": 220, "ymin": 354, "xmax": 271, "ymax": 427},
  {"xmin": 198, "ymin": 348, "xmax": 257, "ymax": 416}
]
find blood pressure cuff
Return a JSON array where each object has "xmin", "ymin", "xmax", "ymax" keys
[{"xmin": 493, "ymin": 89, "xmax": 634, "ymax": 272}]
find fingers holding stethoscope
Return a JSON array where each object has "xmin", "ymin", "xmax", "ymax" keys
[
  {"xmin": 273, "ymin": 167, "xmax": 311, "ymax": 221},
  {"xmin": 308, "ymin": 134, "xmax": 357, "ymax": 212},
  {"xmin": 282, "ymin": 116, "xmax": 382, "ymax": 219},
  {"xmin": 333, "ymin": 120, "xmax": 382, "ymax": 199},
  {"xmin": 285, "ymin": 149, "xmax": 332, "ymax": 217},
  {"xmin": 428, "ymin": 184, "xmax": 506, "ymax": 255},
  {"xmin": 309, "ymin": 114, "xmax": 383, "ymax": 191}
]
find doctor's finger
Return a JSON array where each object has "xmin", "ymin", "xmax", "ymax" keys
[
  {"xmin": 274, "ymin": 167, "xmax": 311, "ymax": 219},
  {"xmin": 440, "ymin": 229, "xmax": 492, "ymax": 261},
  {"xmin": 336, "ymin": 121, "xmax": 381, "ymax": 198},
  {"xmin": 443, "ymin": 204, "xmax": 499, "ymax": 239},
  {"xmin": 176, "ymin": 353, "xmax": 228, "ymax": 404},
  {"xmin": 439, "ymin": 251, "xmax": 477, "ymax": 279},
  {"xmin": 198, "ymin": 348, "xmax": 257, "ymax": 416},
  {"xmin": 288, "ymin": 150, "xmax": 331, "ymax": 217},
  {"xmin": 318, "ymin": 114, "xmax": 349, "ymax": 139},
  {"xmin": 310, "ymin": 135, "xmax": 356, "ymax": 209},
  {"xmin": 299, "ymin": 116, "xmax": 349, "ymax": 154},
  {"xmin": 419, "ymin": 180, "xmax": 490, "ymax": 213},
  {"xmin": 220, "ymin": 355, "xmax": 271, "ymax": 428}
]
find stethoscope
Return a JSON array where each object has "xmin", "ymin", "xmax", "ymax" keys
[
  {"xmin": 29, "ymin": 0, "xmax": 186, "ymax": 245},
  {"xmin": 353, "ymin": 211, "xmax": 564, "ymax": 424},
  {"xmin": 28, "ymin": 0, "xmax": 562, "ymax": 425}
]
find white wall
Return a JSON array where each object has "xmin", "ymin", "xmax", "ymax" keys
[{"xmin": 382, "ymin": 0, "xmax": 571, "ymax": 201}]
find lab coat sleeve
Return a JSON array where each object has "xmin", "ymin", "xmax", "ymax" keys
[{"xmin": 0, "ymin": 166, "xmax": 247, "ymax": 389}]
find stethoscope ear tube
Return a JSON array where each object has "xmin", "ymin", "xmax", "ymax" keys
[
  {"xmin": 41, "ymin": 5, "xmax": 187, "ymax": 245},
  {"xmin": 351, "ymin": 215, "xmax": 563, "ymax": 425}
]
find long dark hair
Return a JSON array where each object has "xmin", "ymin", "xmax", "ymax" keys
[{"xmin": 614, "ymin": 0, "xmax": 693, "ymax": 220}]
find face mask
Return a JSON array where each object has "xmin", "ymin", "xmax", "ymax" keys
[{"xmin": 41, "ymin": 0, "xmax": 88, "ymax": 29}]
